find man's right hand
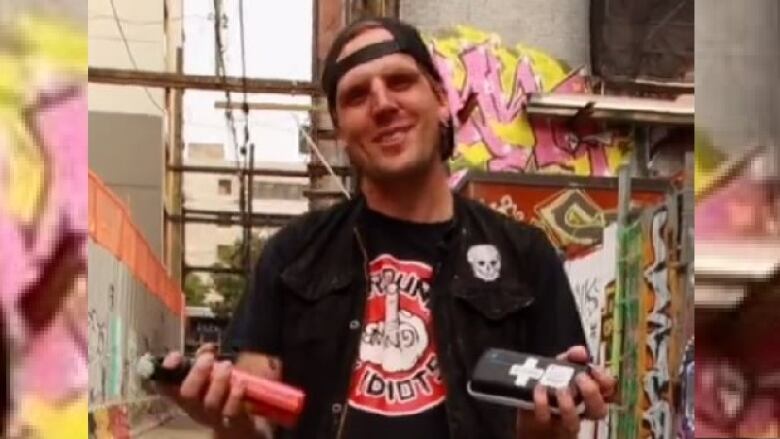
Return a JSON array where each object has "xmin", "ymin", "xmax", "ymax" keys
[{"xmin": 156, "ymin": 344, "xmax": 263, "ymax": 437}]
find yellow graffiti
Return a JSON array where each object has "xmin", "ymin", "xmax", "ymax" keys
[
  {"xmin": 0, "ymin": 107, "xmax": 45, "ymax": 223},
  {"xmin": 431, "ymin": 26, "xmax": 570, "ymax": 94},
  {"xmin": 1, "ymin": 13, "xmax": 89, "ymax": 437},
  {"xmin": 429, "ymin": 26, "xmax": 630, "ymax": 176},
  {"xmin": 490, "ymin": 118, "xmax": 535, "ymax": 149},
  {"xmin": 90, "ymin": 408, "xmax": 114, "ymax": 439},
  {"xmin": 17, "ymin": 14, "xmax": 88, "ymax": 75},
  {"xmin": 694, "ymin": 128, "xmax": 728, "ymax": 200},
  {"xmin": 0, "ymin": 15, "xmax": 86, "ymax": 224},
  {"xmin": 457, "ymin": 141, "xmax": 492, "ymax": 167},
  {"xmin": 19, "ymin": 395, "xmax": 88, "ymax": 438}
]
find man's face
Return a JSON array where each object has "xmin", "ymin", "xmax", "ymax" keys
[{"xmin": 334, "ymin": 28, "xmax": 449, "ymax": 182}]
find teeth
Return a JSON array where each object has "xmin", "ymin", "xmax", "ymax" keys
[{"xmin": 379, "ymin": 130, "xmax": 404, "ymax": 144}]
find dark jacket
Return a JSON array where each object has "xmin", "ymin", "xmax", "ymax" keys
[{"xmin": 227, "ymin": 193, "xmax": 585, "ymax": 439}]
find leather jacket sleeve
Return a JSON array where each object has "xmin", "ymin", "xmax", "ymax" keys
[
  {"xmin": 525, "ymin": 228, "xmax": 587, "ymax": 358},
  {"xmin": 223, "ymin": 231, "xmax": 290, "ymax": 356}
]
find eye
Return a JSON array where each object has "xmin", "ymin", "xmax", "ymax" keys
[
  {"xmin": 340, "ymin": 84, "xmax": 369, "ymax": 107},
  {"xmin": 385, "ymin": 72, "xmax": 418, "ymax": 91}
]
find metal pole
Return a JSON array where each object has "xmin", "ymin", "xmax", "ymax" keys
[
  {"xmin": 87, "ymin": 67, "xmax": 320, "ymax": 95},
  {"xmin": 617, "ymin": 163, "xmax": 633, "ymax": 228},
  {"xmin": 245, "ymin": 143, "xmax": 255, "ymax": 275}
]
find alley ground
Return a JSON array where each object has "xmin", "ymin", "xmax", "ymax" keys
[{"xmin": 137, "ymin": 412, "xmax": 210, "ymax": 439}]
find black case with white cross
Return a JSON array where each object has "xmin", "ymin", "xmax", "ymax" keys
[{"xmin": 467, "ymin": 348, "xmax": 587, "ymax": 414}]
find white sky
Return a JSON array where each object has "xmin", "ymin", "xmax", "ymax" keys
[{"xmin": 182, "ymin": 0, "xmax": 313, "ymax": 163}]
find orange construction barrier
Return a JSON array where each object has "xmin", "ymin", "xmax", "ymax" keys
[{"xmin": 88, "ymin": 171, "xmax": 184, "ymax": 315}]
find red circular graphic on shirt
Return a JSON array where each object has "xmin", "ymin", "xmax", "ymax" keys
[{"xmin": 347, "ymin": 254, "xmax": 447, "ymax": 416}]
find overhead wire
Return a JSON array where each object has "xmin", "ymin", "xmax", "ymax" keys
[
  {"xmin": 211, "ymin": 0, "xmax": 253, "ymax": 273},
  {"xmin": 89, "ymin": 13, "xmax": 211, "ymax": 25},
  {"xmin": 291, "ymin": 114, "xmax": 351, "ymax": 200},
  {"xmin": 237, "ymin": 0, "xmax": 253, "ymax": 273},
  {"xmin": 211, "ymin": 0, "xmax": 241, "ymax": 164},
  {"xmin": 107, "ymin": 0, "xmax": 165, "ymax": 113}
]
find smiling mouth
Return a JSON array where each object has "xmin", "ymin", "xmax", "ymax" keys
[{"xmin": 373, "ymin": 126, "xmax": 411, "ymax": 147}]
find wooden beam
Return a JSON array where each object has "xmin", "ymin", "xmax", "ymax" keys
[
  {"xmin": 169, "ymin": 164, "xmax": 308, "ymax": 177},
  {"xmin": 214, "ymin": 101, "xmax": 319, "ymax": 112},
  {"xmin": 526, "ymin": 93, "xmax": 694, "ymax": 126},
  {"xmin": 88, "ymin": 67, "xmax": 320, "ymax": 95},
  {"xmin": 604, "ymin": 77, "xmax": 695, "ymax": 95},
  {"xmin": 167, "ymin": 210, "xmax": 295, "ymax": 228},
  {"xmin": 183, "ymin": 265, "xmax": 245, "ymax": 275},
  {"xmin": 167, "ymin": 163, "xmax": 351, "ymax": 177}
]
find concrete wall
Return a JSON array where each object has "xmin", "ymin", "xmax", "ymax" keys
[
  {"xmin": 88, "ymin": 240, "xmax": 181, "ymax": 435},
  {"xmin": 400, "ymin": 0, "xmax": 590, "ymax": 69},
  {"xmin": 89, "ymin": 112, "xmax": 164, "ymax": 258},
  {"xmin": 696, "ymin": 0, "xmax": 780, "ymax": 173},
  {"xmin": 88, "ymin": 0, "xmax": 167, "ymax": 257}
]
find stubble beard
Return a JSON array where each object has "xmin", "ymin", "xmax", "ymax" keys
[{"xmin": 349, "ymin": 141, "xmax": 440, "ymax": 187}]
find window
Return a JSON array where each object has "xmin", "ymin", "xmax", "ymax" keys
[
  {"xmin": 252, "ymin": 181, "xmax": 305, "ymax": 200},
  {"xmin": 217, "ymin": 179, "xmax": 232, "ymax": 195}
]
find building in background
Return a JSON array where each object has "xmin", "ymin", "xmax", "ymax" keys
[
  {"xmin": 87, "ymin": 2, "xmax": 187, "ymax": 436},
  {"xmin": 399, "ymin": 0, "xmax": 590, "ymax": 69},
  {"xmin": 88, "ymin": 0, "xmax": 166, "ymax": 258},
  {"xmin": 183, "ymin": 142, "xmax": 308, "ymax": 298},
  {"xmin": 178, "ymin": 0, "xmax": 315, "ymax": 299}
]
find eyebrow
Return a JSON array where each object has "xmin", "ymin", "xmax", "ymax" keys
[{"xmin": 338, "ymin": 64, "xmax": 421, "ymax": 95}]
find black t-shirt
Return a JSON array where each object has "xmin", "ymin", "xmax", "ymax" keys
[
  {"xmin": 224, "ymin": 196, "xmax": 589, "ymax": 438},
  {"xmin": 340, "ymin": 207, "xmax": 454, "ymax": 439}
]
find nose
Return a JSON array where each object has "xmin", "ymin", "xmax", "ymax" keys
[{"xmin": 368, "ymin": 79, "xmax": 398, "ymax": 121}]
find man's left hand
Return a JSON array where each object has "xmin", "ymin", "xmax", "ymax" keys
[{"xmin": 531, "ymin": 345, "xmax": 617, "ymax": 434}]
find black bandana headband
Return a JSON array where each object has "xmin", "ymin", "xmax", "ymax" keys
[
  {"xmin": 324, "ymin": 40, "xmax": 404, "ymax": 100},
  {"xmin": 321, "ymin": 17, "xmax": 453, "ymax": 160}
]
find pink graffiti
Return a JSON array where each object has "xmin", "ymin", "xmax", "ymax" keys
[
  {"xmin": 533, "ymin": 117, "xmax": 614, "ymax": 176},
  {"xmin": 1, "ymin": 86, "xmax": 87, "ymax": 402},
  {"xmin": 432, "ymin": 32, "xmax": 621, "ymax": 177},
  {"xmin": 434, "ymin": 47, "xmax": 538, "ymax": 171},
  {"xmin": 696, "ymin": 176, "xmax": 776, "ymax": 239},
  {"xmin": 22, "ymin": 88, "xmax": 88, "ymax": 401},
  {"xmin": 37, "ymin": 87, "xmax": 88, "ymax": 244}
]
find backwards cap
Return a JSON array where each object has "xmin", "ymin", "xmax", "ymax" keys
[{"xmin": 321, "ymin": 17, "xmax": 454, "ymax": 160}]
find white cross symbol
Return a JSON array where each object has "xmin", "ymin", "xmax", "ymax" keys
[{"xmin": 509, "ymin": 358, "xmax": 545, "ymax": 386}]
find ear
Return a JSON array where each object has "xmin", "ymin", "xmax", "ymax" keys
[
  {"xmin": 433, "ymin": 82, "xmax": 450, "ymax": 122},
  {"xmin": 335, "ymin": 126, "xmax": 349, "ymax": 148}
]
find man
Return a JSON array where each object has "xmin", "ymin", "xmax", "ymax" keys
[{"xmin": 161, "ymin": 17, "xmax": 615, "ymax": 438}]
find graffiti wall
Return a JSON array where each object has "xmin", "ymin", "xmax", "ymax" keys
[
  {"xmin": 458, "ymin": 172, "xmax": 686, "ymax": 439},
  {"xmin": 562, "ymin": 223, "xmax": 617, "ymax": 365},
  {"xmin": 457, "ymin": 172, "xmax": 668, "ymax": 258},
  {"xmin": 426, "ymin": 26, "xmax": 632, "ymax": 184},
  {"xmin": 638, "ymin": 206, "xmax": 674, "ymax": 439},
  {"xmin": 615, "ymin": 219, "xmax": 643, "ymax": 439},
  {"xmin": 0, "ymin": 13, "xmax": 88, "ymax": 438},
  {"xmin": 88, "ymin": 173, "xmax": 185, "ymax": 438},
  {"xmin": 561, "ymin": 224, "xmax": 617, "ymax": 439}
]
